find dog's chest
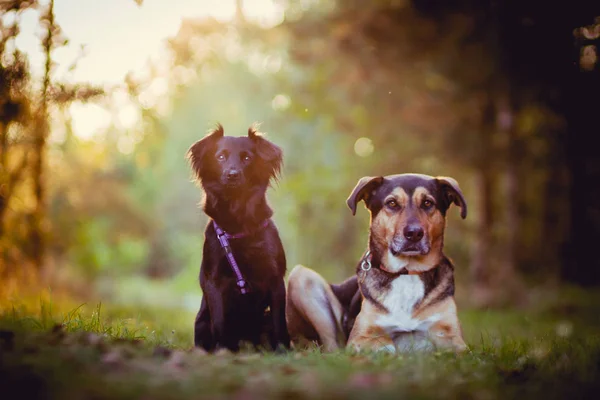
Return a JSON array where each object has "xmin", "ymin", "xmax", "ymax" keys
[
  {"xmin": 376, "ymin": 275, "xmax": 427, "ymax": 334},
  {"xmin": 213, "ymin": 245, "xmax": 277, "ymax": 294}
]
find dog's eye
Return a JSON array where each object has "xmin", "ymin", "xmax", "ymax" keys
[
  {"xmin": 217, "ymin": 154, "xmax": 226, "ymax": 161},
  {"xmin": 385, "ymin": 199, "xmax": 400, "ymax": 210},
  {"xmin": 422, "ymin": 199, "xmax": 434, "ymax": 209},
  {"xmin": 243, "ymin": 155, "xmax": 251, "ymax": 162}
]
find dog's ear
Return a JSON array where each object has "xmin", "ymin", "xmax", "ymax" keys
[
  {"xmin": 436, "ymin": 176, "xmax": 467, "ymax": 219},
  {"xmin": 346, "ymin": 176, "xmax": 384, "ymax": 216},
  {"xmin": 248, "ymin": 124, "xmax": 283, "ymax": 180},
  {"xmin": 186, "ymin": 124, "xmax": 224, "ymax": 179}
]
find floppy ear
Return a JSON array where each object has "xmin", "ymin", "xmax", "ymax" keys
[
  {"xmin": 186, "ymin": 124, "xmax": 224, "ymax": 179},
  {"xmin": 436, "ymin": 176, "xmax": 467, "ymax": 219},
  {"xmin": 248, "ymin": 125, "xmax": 283, "ymax": 180},
  {"xmin": 346, "ymin": 176, "xmax": 384, "ymax": 216}
]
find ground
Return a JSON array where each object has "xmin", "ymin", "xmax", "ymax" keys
[{"xmin": 1, "ymin": 285, "xmax": 599, "ymax": 400}]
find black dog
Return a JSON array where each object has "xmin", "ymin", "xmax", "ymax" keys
[{"xmin": 187, "ymin": 124, "xmax": 290, "ymax": 352}]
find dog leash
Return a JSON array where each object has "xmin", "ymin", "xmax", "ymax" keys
[{"xmin": 213, "ymin": 220, "xmax": 269, "ymax": 295}]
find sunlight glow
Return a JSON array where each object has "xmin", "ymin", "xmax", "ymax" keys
[
  {"xmin": 117, "ymin": 104, "xmax": 140, "ymax": 130},
  {"xmin": 171, "ymin": 65, "xmax": 197, "ymax": 86},
  {"xmin": 243, "ymin": 0, "xmax": 285, "ymax": 28},
  {"xmin": 263, "ymin": 54, "xmax": 283, "ymax": 73},
  {"xmin": 117, "ymin": 135, "xmax": 136, "ymax": 155},
  {"xmin": 70, "ymin": 103, "xmax": 111, "ymax": 140},
  {"xmin": 138, "ymin": 77, "xmax": 169, "ymax": 109},
  {"xmin": 225, "ymin": 36, "xmax": 243, "ymax": 62},
  {"xmin": 49, "ymin": 111, "xmax": 67, "ymax": 145},
  {"xmin": 14, "ymin": 0, "xmax": 286, "ymax": 139}
]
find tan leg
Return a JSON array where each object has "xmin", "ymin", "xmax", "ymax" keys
[
  {"xmin": 415, "ymin": 298, "xmax": 469, "ymax": 353},
  {"xmin": 286, "ymin": 265, "xmax": 346, "ymax": 352},
  {"xmin": 347, "ymin": 302, "xmax": 396, "ymax": 353},
  {"xmin": 428, "ymin": 320, "xmax": 468, "ymax": 353}
]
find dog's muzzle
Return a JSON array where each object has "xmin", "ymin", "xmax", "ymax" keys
[
  {"xmin": 222, "ymin": 170, "xmax": 244, "ymax": 187},
  {"xmin": 390, "ymin": 225, "xmax": 430, "ymax": 256}
]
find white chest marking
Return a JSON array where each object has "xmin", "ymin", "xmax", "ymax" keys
[{"xmin": 375, "ymin": 276, "xmax": 439, "ymax": 335}]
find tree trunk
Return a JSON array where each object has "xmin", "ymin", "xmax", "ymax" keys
[
  {"xmin": 563, "ymin": 36, "xmax": 600, "ymax": 285},
  {"xmin": 31, "ymin": 0, "xmax": 55, "ymax": 272},
  {"xmin": 0, "ymin": 121, "xmax": 7, "ymax": 238},
  {"xmin": 31, "ymin": 117, "xmax": 47, "ymax": 270},
  {"xmin": 497, "ymin": 98, "xmax": 527, "ymax": 305},
  {"xmin": 471, "ymin": 165, "xmax": 494, "ymax": 306},
  {"xmin": 470, "ymin": 96, "xmax": 495, "ymax": 307},
  {"xmin": 235, "ymin": 0, "xmax": 245, "ymax": 23},
  {"xmin": 503, "ymin": 133, "xmax": 518, "ymax": 281}
]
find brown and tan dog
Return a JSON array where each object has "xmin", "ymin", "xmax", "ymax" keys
[{"xmin": 286, "ymin": 173, "xmax": 468, "ymax": 353}]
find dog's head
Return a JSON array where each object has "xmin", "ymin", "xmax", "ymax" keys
[
  {"xmin": 347, "ymin": 173, "xmax": 467, "ymax": 273},
  {"xmin": 187, "ymin": 124, "xmax": 283, "ymax": 191}
]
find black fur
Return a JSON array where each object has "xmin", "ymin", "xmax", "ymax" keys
[
  {"xmin": 187, "ymin": 124, "xmax": 290, "ymax": 352},
  {"xmin": 417, "ymin": 257, "xmax": 456, "ymax": 306},
  {"xmin": 329, "ymin": 275, "xmax": 360, "ymax": 337}
]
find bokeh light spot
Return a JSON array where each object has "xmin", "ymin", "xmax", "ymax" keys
[
  {"xmin": 354, "ymin": 137, "xmax": 374, "ymax": 157},
  {"xmin": 272, "ymin": 94, "xmax": 291, "ymax": 111},
  {"xmin": 117, "ymin": 135, "xmax": 135, "ymax": 155}
]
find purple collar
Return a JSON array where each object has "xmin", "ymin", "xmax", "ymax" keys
[
  {"xmin": 215, "ymin": 220, "xmax": 269, "ymax": 240},
  {"xmin": 213, "ymin": 219, "xmax": 270, "ymax": 294}
]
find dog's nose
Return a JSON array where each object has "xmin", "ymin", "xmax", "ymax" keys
[
  {"xmin": 227, "ymin": 170, "xmax": 241, "ymax": 180},
  {"xmin": 403, "ymin": 225, "xmax": 424, "ymax": 243}
]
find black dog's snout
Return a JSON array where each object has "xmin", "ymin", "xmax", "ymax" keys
[
  {"xmin": 226, "ymin": 170, "xmax": 241, "ymax": 180},
  {"xmin": 403, "ymin": 224, "xmax": 424, "ymax": 243}
]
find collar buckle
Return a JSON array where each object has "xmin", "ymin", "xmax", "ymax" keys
[{"xmin": 361, "ymin": 250, "xmax": 372, "ymax": 271}]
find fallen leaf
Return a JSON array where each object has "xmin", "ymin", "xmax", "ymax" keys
[
  {"xmin": 84, "ymin": 332, "xmax": 104, "ymax": 347},
  {"xmin": 349, "ymin": 372, "xmax": 381, "ymax": 389},
  {"xmin": 280, "ymin": 364, "xmax": 297, "ymax": 375},
  {"xmin": 165, "ymin": 350, "xmax": 186, "ymax": 370},
  {"xmin": 101, "ymin": 350, "xmax": 123, "ymax": 366},
  {"xmin": 153, "ymin": 346, "xmax": 172, "ymax": 358},
  {"xmin": 188, "ymin": 347, "xmax": 208, "ymax": 357}
]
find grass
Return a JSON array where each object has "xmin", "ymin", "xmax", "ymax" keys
[{"xmin": 1, "ymin": 286, "xmax": 600, "ymax": 400}]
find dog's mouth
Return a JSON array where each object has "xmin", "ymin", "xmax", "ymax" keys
[
  {"xmin": 397, "ymin": 250, "xmax": 423, "ymax": 256},
  {"xmin": 390, "ymin": 243, "xmax": 430, "ymax": 257},
  {"xmin": 222, "ymin": 178, "xmax": 245, "ymax": 188}
]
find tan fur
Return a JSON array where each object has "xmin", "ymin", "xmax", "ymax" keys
[
  {"xmin": 413, "ymin": 297, "xmax": 467, "ymax": 351},
  {"xmin": 371, "ymin": 188, "xmax": 409, "ymax": 251},
  {"xmin": 413, "ymin": 186, "xmax": 446, "ymax": 264},
  {"xmin": 348, "ymin": 301, "xmax": 395, "ymax": 351},
  {"xmin": 286, "ymin": 265, "xmax": 345, "ymax": 351},
  {"xmin": 372, "ymin": 187, "xmax": 448, "ymax": 273}
]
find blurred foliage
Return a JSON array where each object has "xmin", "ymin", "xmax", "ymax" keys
[
  {"xmin": 1, "ymin": 0, "xmax": 103, "ymax": 278},
  {"xmin": 1, "ymin": 0, "xmax": 598, "ymax": 309}
]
